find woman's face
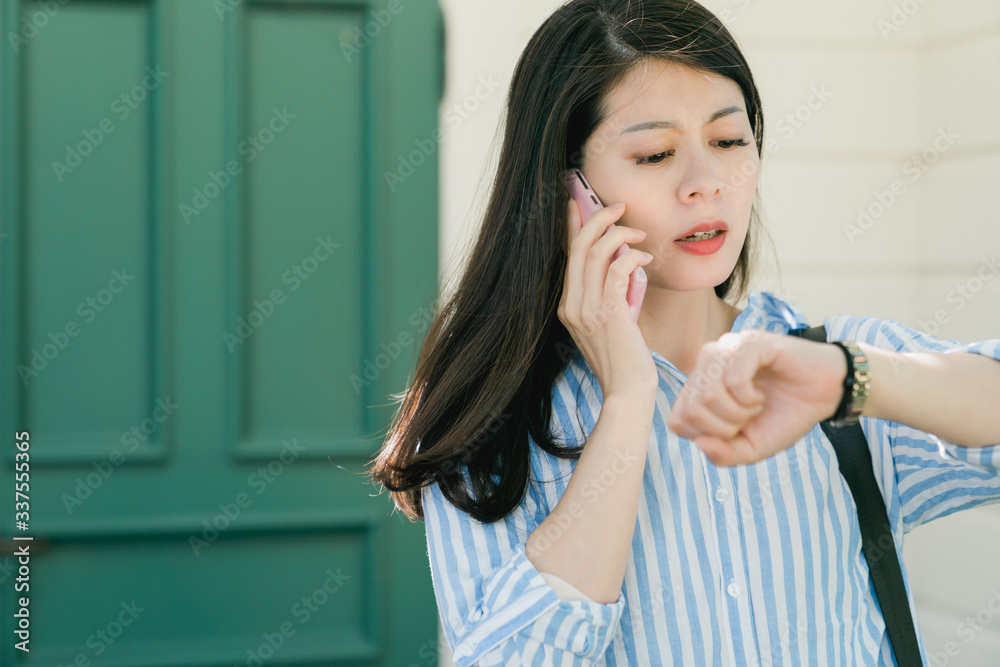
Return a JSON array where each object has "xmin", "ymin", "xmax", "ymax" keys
[{"xmin": 580, "ymin": 59, "xmax": 760, "ymax": 292}]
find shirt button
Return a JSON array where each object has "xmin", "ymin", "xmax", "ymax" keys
[
  {"xmin": 727, "ymin": 581, "xmax": 741, "ymax": 597},
  {"xmin": 715, "ymin": 488, "xmax": 729, "ymax": 502}
]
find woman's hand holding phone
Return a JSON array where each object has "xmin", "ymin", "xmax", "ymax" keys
[
  {"xmin": 563, "ymin": 170, "xmax": 648, "ymax": 323},
  {"xmin": 558, "ymin": 195, "xmax": 658, "ymax": 398}
]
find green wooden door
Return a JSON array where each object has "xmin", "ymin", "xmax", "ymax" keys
[{"xmin": 0, "ymin": 0, "xmax": 442, "ymax": 664}]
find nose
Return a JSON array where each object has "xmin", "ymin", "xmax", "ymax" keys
[{"xmin": 676, "ymin": 144, "xmax": 724, "ymax": 202}]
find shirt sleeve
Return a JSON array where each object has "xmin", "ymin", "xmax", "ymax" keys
[
  {"xmin": 827, "ymin": 315, "xmax": 1000, "ymax": 534},
  {"xmin": 422, "ymin": 476, "xmax": 626, "ymax": 666}
]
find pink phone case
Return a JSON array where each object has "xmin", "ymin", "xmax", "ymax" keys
[{"xmin": 563, "ymin": 169, "xmax": 647, "ymax": 322}]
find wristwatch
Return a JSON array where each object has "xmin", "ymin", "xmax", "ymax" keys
[{"xmin": 827, "ymin": 340, "xmax": 871, "ymax": 427}]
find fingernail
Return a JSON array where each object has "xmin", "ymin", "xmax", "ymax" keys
[
  {"xmin": 610, "ymin": 202, "xmax": 625, "ymax": 211},
  {"xmin": 643, "ymin": 252, "xmax": 654, "ymax": 261}
]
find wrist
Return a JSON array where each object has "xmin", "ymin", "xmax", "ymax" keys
[
  {"xmin": 855, "ymin": 342, "xmax": 900, "ymax": 420},
  {"xmin": 603, "ymin": 389, "xmax": 657, "ymax": 414},
  {"xmin": 605, "ymin": 381, "xmax": 658, "ymax": 404},
  {"xmin": 825, "ymin": 340, "xmax": 872, "ymax": 427}
]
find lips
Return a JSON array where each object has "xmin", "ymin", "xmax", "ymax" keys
[{"xmin": 675, "ymin": 220, "xmax": 729, "ymax": 241}]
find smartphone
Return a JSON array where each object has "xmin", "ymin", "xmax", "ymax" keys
[{"xmin": 563, "ymin": 169, "xmax": 647, "ymax": 322}]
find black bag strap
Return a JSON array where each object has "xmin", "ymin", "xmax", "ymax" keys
[{"xmin": 788, "ymin": 324, "xmax": 923, "ymax": 666}]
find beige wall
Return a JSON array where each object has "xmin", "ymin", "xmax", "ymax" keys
[{"xmin": 435, "ymin": 1, "xmax": 1000, "ymax": 665}]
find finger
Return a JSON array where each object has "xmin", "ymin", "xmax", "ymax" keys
[
  {"xmin": 695, "ymin": 434, "xmax": 733, "ymax": 466},
  {"xmin": 697, "ymin": 384, "xmax": 765, "ymax": 427},
  {"xmin": 696, "ymin": 433, "xmax": 745, "ymax": 467},
  {"xmin": 575, "ymin": 201, "xmax": 625, "ymax": 247},
  {"xmin": 563, "ymin": 203, "xmax": 638, "ymax": 325},
  {"xmin": 720, "ymin": 335, "xmax": 775, "ymax": 407},
  {"xmin": 668, "ymin": 397, "xmax": 747, "ymax": 442},
  {"xmin": 565, "ymin": 198, "xmax": 617, "ymax": 321},
  {"xmin": 579, "ymin": 204, "xmax": 648, "ymax": 262},
  {"xmin": 676, "ymin": 351, "xmax": 766, "ymax": 438},
  {"xmin": 686, "ymin": 356, "xmax": 765, "ymax": 423},
  {"xmin": 589, "ymin": 225, "xmax": 646, "ymax": 264},
  {"xmin": 603, "ymin": 248, "xmax": 653, "ymax": 314},
  {"xmin": 565, "ymin": 197, "xmax": 582, "ymax": 252},
  {"xmin": 607, "ymin": 226, "xmax": 649, "ymax": 265},
  {"xmin": 626, "ymin": 265, "xmax": 648, "ymax": 322},
  {"xmin": 697, "ymin": 431, "xmax": 763, "ymax": 467},
  {"xmin": 605, "ymin": 220, "xmax": 646, "ymax": 257},
  {"xmin": 582, "ymin": 225, "xmax": 647, "ymax": 317}
]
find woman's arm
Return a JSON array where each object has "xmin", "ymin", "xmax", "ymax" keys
[
  {"xmin": 666, "ymin": 330, "xmax": 1000, "ymax": 467},
  {"xmin": 860, "ymin": 343, "xmax": 1000, "ymax": 448},
  {"xmin": 525, "ymin": 390, "xmax": 657, "ymax": 605}
]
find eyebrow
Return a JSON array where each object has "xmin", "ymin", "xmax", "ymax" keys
[{"xmin": 620, "ymin": 106, "xmax": 746, "ymax": 135}]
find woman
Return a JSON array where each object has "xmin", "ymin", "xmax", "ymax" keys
[{"xmin": 367, "ymin": 1, "xmax": 1000, "ymax": 664}]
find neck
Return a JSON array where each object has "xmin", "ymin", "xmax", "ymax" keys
[{"xmin": 636, "ymin": 287, "xmax": 741, "ymax": 378}]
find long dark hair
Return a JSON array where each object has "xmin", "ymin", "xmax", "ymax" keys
[{"xmin": 367, "ymin": 0, "xmax": 770, "ymax": 524}]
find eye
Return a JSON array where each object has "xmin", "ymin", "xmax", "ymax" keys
[
  {"xmin": 635, "ymin": 151, "xmax": 672, "ymax": 166},
  {"xmin": 635, "ymin": 138, "xmax": 750, "ymax": 166}
]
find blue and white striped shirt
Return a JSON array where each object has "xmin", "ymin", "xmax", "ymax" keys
[{"xmin": 422, "ymin": 290, "xmax": 1000, "ymax": 666}]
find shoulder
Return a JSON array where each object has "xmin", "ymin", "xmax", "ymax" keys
[
  {"xmin": 736, "ymin": 290, "xmax": 811, "ymax": 333},
  {"xmin": 821, "ymin": 312, "xmax": 958, "ymax": 352},
  {"xmin": 739, "ymin": 291, "xmax": 957, "ymax": 353},
  {"xmin": 811, "ymin": 307, "xmax": 996, "ymax": 356}
]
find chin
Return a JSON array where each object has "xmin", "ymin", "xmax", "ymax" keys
[
  {"xmin": 649, "ymin": 275, "xmax": 735, "ymax": 292},
  {"xmin": 651, "ymin": 261, "xmax": 740, "ymax": 290}
]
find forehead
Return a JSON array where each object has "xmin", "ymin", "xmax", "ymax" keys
[{"xmin": 600, "ymin": 59, "xmax": 745, "ymax": 132}]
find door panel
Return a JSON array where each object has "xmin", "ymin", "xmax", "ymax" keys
[{"xmin": 0, "ymin": 0, "xmax": 442, "ymax": 665}]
